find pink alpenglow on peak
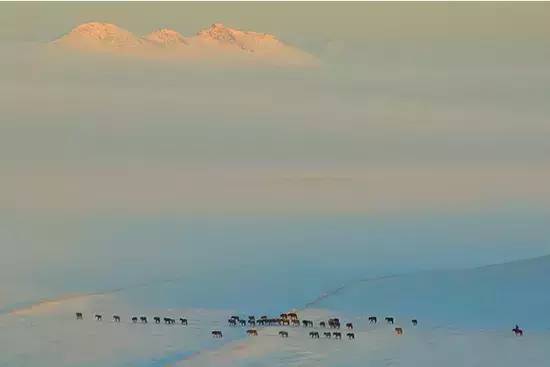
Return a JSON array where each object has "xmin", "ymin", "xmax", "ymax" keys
[{"xmin": 51, "ymin": 22, "xmax": 318, "ymax": 67}]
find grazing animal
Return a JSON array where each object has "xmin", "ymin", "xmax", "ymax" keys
[
  {"xmin": 95, "ymin": 314, "xmax": 102, "ymax": 321},
  {"xmin": 154, "ymin": 317, "xmax": 161, "ymax": 324},
  {"xmin": 211, "ymin": 330, "xmax": 223, "ymax": 338},
  {"xmin": 328, "ymin": 318, "xmax": 341, "ymax": 329},
  {"xmin": 412, "ymin": 319, "xmax": 418, "ymax": 326},
  {"xmin": 368, "ymin": 316, "xmax": 377, "ymax": 324},
  {"xmin": 333, "ymin": 332, "xmax": 342, "ymax": 339},
  {"xmin": 180, "ymin": 318, "xmax": 188, "ymax": 325},
  {"xmin": 513, "ymin": 325, "xmax": 523, "ymax": 336},
  {"xmin": 247, "ymin": 329, "xmax": 258, "ymax": 336},
  {"xmin": 385, "ymin": 317, "xmax": 394, "ymax": 324},
  {"xmin": 324, "ymin": 332, "xmax": 332, "ymax": 338},
  {"xmin": 347, "ymin": 332, "xmax": 355, "ymax": 340},
  {"xmin": 131, "ymin": 317, "xmax": 138, "ymax": 323},
  {"xmin": 113, "ymin": 315, "xmax": 120, "ymax": 322},
  {"xmin": 75, "ymin": 312, "xmax": 83, "ymax": 320},
  {"xmin": 346, "ymin": 322, "xmax": 353, "ymax": 329},
  {"xmin": 240, "ymin": 319, "xmax": 246, "ymax": 326},
  {"xmin": 279, "ymin": 331, "xmax": 289, "ymax": 338},
  {"xmin": 228, "ymin": 318, "xmax": 237, "ymax": 326},
  {"xmin": 140, "ymin": 316, "xmax": 148, "ymax": 323},
  {"xmin": 309, "ymin": 331, "xmax": 320, "ymax": 338},
  {"xmin": 319, "ymin": 321, "xmax": 326, "ymax": 328},
  {"xmin": 164, "ymin": 317, "xmax": 175, "ymax": 324},
  {"xmin": 395, "ymin": 327, "xmax": 404, "ymax": 335}
]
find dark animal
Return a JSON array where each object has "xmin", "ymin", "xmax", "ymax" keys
[
  {"xmin": 302, "ymin": 320, "xmax": 313, "ymax": 327},
  {"xmin": 280, "ymin": 313, "xmax": 288, "ymax": 319},
  {"xmin": 247, "ymin": 329, "xmax": 258, "ymax": 336},
  {"xmin": 248, "ymin": 316, "xmax": 255, "ymax": 320},
  {"xmin": 309, "ymin": 331, "xmax": 320, "ymax": 338},
  {"xmin": 412, "ymin": 319, "xmax": 418, "ymax": 326},
  {"xmin": 319, "ymin": 321, "xmax": 326, "ymax": 328},
  {"xmin": 164, "ymin": 317, "xmax": 175, "ymax": 324},
  {"xmin": 180, "ymin": 318, "xmax": 188, "ymax": 325},
  {"xmin": 291, "ymin": 319, "xmax": 300, "ymax": 327},
  {"xmin": 75, "ymin": 312, "xmax": 83, "ymax": 320},
  {"xmin": 279, "ymin": 331, "xmax": 289, "ymax": 338},
  {"xmin": 288, "ymin": 313, "xmax": 298, "ymax": 320},
  {"xmin": 140, "ymin": 316, "xmax": 148, "ymax": 323},
  {"xmin": 228, "ymin": 318, "xmax": 237, "ymax": 326},
  {"xmin": 240, "ymin": 319, "xmax": 246, "ymax": 326},
  {"xmin": 324, "ymin": 332, "xmax": 332, "ymax": 338},
  {"xmin": 333, "ymin": 332, "xmax": 342, "ymax": 339},
  {"xmin": 328, "ymin": 319, "xmax": 341, "ymax": 329},
  {"xmin": 248, "ymin": 320, "xmax": 256, "ymax": 326},
  {"xmin": 231, "ymin": 315, "xmax": 240, "ymax": 320},
  {"xmin": 154, "ymin": 317, "xmax": 161, "ymax": 324},
  {"xmin": 131, "ymin": 317, "xmax": 138, "ymax": 323},
  {"xmin": 385, "ymin": 317, "xmax": 394, "ymax": 324},
  {"xmin": 368, "ymin": 316, "xmax": 377, "ymax": 324},
  {"xmin": 513, "ymin": 325, "xmax": 523, "ymax": 336},
  {"xmin": 211, "ymin": 330, "xmax": 223, "ymax": 338},
  {"xmin": 395, "ymin": 327, "xmax": 403, "ymax": 335},
  {"xmin": 95, "ymin": 314, "xmax": 102, "ymax": 321},
  {"xmin": 113, "ymin": 315, "xmax": 120, "ymax": 322},
  {"xmin": 346, "ymin": 322, "xmax": 353, "ymax": 329},
  {"xmin": 347, "ymin": 332, "xmax": 355, "ymax": 339}
]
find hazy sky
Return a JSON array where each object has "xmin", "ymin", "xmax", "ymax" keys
[{"xmin": 1, "ymin": 3, "xmax": 550, "ymax": 307}]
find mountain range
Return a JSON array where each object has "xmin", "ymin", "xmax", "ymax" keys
[{"xmin": 51, "ymin": 22, "xmax": 318, "ymax": 67}]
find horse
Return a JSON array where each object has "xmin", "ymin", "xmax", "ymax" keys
[
  {"xmin": 240, "ymin": 319, "xmax": 246, "ymax": 326},
  {"xmin": 247, "ymin": 329, "xmax": 258, "ymax": 336},
  {"xmin": 347, "ymin": 332, "xmax": 355, "ymax": 340},
  {"xmin": 309, "ymin": 331, "xmax": 320, "ymax": 338},
  {"xmin": 288, "ymin": 313, "xmax": 298, "ymax": 320},
  {"xmin": 248, "ymin": 320, "xmax": 256, "ymax": 326},
  {"xmin": 333, "ymin": 332, "xmax": 342, "ymax": 339},
  {"xmin": 368, "ymin": 316, "xmax": 377, "ymax": 324},
  {"xmin": 164, "ymin": 318, "xmax": 175, "ymax": 324},
  {"xmin": 291, "ymin": 319, "xmax": 300, "ymax": 327},
  {"xmin": 412, "ymin": 319, "xmax": 418, "ymax": 326},
  {"xmin": 180, "ymin": 318, "xmax": 188, "ymax": 325},
  {"xmin": 346, "ymin": 322, "xmax": 353, "ymax": 330},
  {"xmin": 154, "ymin": 317, "xmax": 161, "ymax": 324},
  {"xmin": 395, "ymin": 327, "xmax": 404, "ymax": 335},
  {"xmin": 75, "ymin": 312, "xmax": 83, "ymax": 320},
  {"xmin": 319, "ymin": 321, "xmax": 326, "ymax": 328},
  {"xmin": 513, "ymin": 325, "xmax": 523, "ymax": 336},
  {"xmin": 140, "ymin": 316, "xmax": 148, "ymax": 323},
  {"xmin": 324, "ymin": 332, "xmax": 332, "ymax": 338},
  {"xmin": 279, "ymin": 331, "xmax": 289, "ymax": 338},
  {"xmin": 131, "ymin": 317, "xmax": 138, "ymax": 323},
  {"xmin": 231, "ymin": 315, "xmax": 240, "ymax": 320},
  {"xmin": 302, "ymin": 320, "xmax": 313, "ymax": 327},
  {"xmin": 280, "ymin": 313, "xmax": 288, "ymax": 319},
  {"xmin": 95, "ymin": 314, "xmax": 102, "ymax": 321},
  {"xmin": 228, "ymin": 318, "xmax": 237, "ymax": 326},
  {"xmin": 211, "ymin": 330, "xmax": 223, "ymax": 338},
  {"xmin": 113, "ymin": 315, "xmax": 120, "ymax": 322},
  {"xmin": 328, "ymin": 319, "xmax": 340, "ymax": 329},
  {"xmin": 281, "ymin": 319, "xmax": 289, "ymax": 326},
  {"xmin": 385, "ymin": 317, "xmax": 394, "ymax": 324}
]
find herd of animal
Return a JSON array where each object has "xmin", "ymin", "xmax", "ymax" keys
[{"xmin": 74, "ymin": 311, "xmax": 419, "ymax": 340}]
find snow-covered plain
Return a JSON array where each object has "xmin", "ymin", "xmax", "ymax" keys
[{"xmin": 1, "ymin": 255, "xmax": 549, "ymax": 367}]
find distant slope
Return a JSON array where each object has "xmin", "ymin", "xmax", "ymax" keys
[
  {"xmin": 51, "ymin": 22, "xmax": 318, "ymax": 67},
  {"xmin": 310, "ymin": 255, "xmax": 550, "ymax": 329}
]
